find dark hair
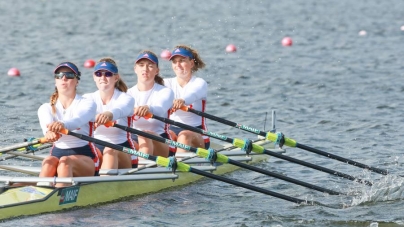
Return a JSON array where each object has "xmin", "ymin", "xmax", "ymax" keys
[{"xmin": 98, "ymin": 57, "xmax": 128, "ymax": 92}]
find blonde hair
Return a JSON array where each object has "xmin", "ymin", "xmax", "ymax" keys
[
  {"xmin": 50, "ymin": 87, "xmax": 58, "ymax": 115},
  {"xmin": 136, "ymin": 50, "xmax": 164, "ymax": 85},
  {"xmin": 173, "ymin": 45, "xmax": 206, "ymax": 73},
  {"xmin": 98, "ymin": 57, "xmax": 128, "ymax": 92}
]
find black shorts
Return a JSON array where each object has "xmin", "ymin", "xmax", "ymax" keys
[
  {"xmin": 131, "ymin": 132, "xmax": 170, "ymax": 143},
  {"xmin": 95, "ymin": 140, "xmax": 133, "ymax": 154},
  {"xmin": 51, "ymin": 144, "xmax": 99, "ymax": 176},
  {"xmin": 51, "ymin": 144, "xmax": 95, "ymax": 159}
]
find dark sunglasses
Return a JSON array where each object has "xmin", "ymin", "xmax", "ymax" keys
[
  {"xmin": 54, "ymin": 72, "xmax": 77, "ymax": 79},
  {"xmin": 94, "ymin": 71, "xmax": 115, "ymax": 77}
]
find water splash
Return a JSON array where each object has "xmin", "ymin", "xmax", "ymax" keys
[{"xmin": 351, "ymin": 174, "xmax": 404, "ymax": 206}]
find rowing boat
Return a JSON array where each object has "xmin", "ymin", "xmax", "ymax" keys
[{"xmin": 0, "ymin": 138, "xmax": 280, "ymax": 221}]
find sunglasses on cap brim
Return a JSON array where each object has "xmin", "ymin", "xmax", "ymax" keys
[
  {"xmin": 94, "ymin": 71, "xmax": 115, "ymax": 77},
  {"xmin": 54, "ymin": 72, "xmax": 78, "ymax": 79}
]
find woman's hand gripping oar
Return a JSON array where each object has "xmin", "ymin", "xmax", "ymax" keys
[
  {"xmin": 180, "ymin": 106, "xmax": 388, "ymax": 175},
  {"xmin": 105, "ymin": 121, "xmax": 344, "ymax": 196},
  {"xmin": 146, "ymin": 113, "xmax": 374, "ymax": 186},
  {"xmin": 58, "ymin": 128, "xmax": 340, "ymax": 207}
]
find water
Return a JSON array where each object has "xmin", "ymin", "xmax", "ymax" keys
[{"xmin": 1, "ymin": 0, "xmax": 404, "ymax": 226}]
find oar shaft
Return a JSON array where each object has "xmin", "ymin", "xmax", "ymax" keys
[
  {"xmin": 6, "ymin": 152, "xmax": 45, "ymax": 161},
  {"xmin": 0, "ymin": 138, "xmax": 47, "ymax": 153},
  {"xmin": 183, "ymin": 106, "xmax": 267, "ymax": 136},
  {"xmin": 149, "ymin": 114, "xmax": 234, "ymax": 144},
  {"xmin": 110, "ymin": 123, "xmax": 200, "ymax": 153},
  {"xmin": 0, "ymin": 144, "xmax": 52, "ymax": 162},
  {"xmin": 151, "ymin": 114, "xmax": 372, "ymax": 186},
  {"xmin": 227, "ymin": 159, "xmax": 343, "ymax": 195},
  {"xmin": 190, "ymin": 167, "xmax": 307, "ymax": 204},
  {"xmin": 296, "ymin": 143, "xmax": 388, "ymax": 175},
  {"xmin": 183, "ymin": 106, "xmax": 389, "ymax": 175},
  {"xmin": 60, "ymin": 129, "xmax": 308, "ymax": 204},
  {"xmin": 112, "ymin": 121, "xmax": 343, "ymax": 195},
  {"xmin": 62, "ymin": 129, "xmax": 157, "ymax": 162},
  {"xmin": 258, "ymin": 147, "xmax": 373, "ymax": 186},
  {"xmin": 183, "ymin": 106, "xmax": 238, "ymax": 128},
  {"xmin": 0, "ymin": 165, "xmax": 38, "ymax": 175}
]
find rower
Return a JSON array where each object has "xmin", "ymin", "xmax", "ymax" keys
[
  {"xmin": 127, "ymin": 50, "xmax": 175, "ymax": 161},
  {"xmin": 83, "ymin": 58, "xmax": 138, "ymax": 171},
  {"xmin": 37, "ymin": 62, "xmax": 101, "ymax": 187},
  {"xmin": 164, "ymin": 45, "xmax": 210, "ymax": 154}
]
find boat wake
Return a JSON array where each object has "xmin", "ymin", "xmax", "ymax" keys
[{"xmin": 350, "ymin": 174, "xmax": 404, "ymax": 206}]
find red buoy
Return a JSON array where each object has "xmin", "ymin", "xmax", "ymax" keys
[
  {"xmin": 160, "ymin": 50, "xmax": 172, "ymax": 60},
  {"xmin": 281, "ymin": 37, "xmax": 293, "ymax": 46},
  {"xmin": 7, "ymin": 68, "xmax": 20, "ymax": 77},
  {"xmin": 226, "ymin": 44, "xmax": 237, "ymax": 53},
  {"xmin": 84, "ymin": 59, "xmax": 96, "ymax": 68}
]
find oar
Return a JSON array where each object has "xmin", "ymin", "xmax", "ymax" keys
[
  {"xmin": 0, "ymin": 138, "xmax": 48, "ymax": 154},
  {"xmin": 5, "ymin": 152, "xmax": 45, "ymax": 161},
  {"xmin": 0, "ymin": 144, "xmax": 52, "ymax": 162},
  {"xmin": 180, "ymin": 106, "xmax": 388, "ymax": 175},
  {"xmin": 105, "ymin": 121, "xmax": 343, "ymax": 195},
  {"xmin": 146, "ymin": 113, "xmax": 373, "ymax": 186},
  {"xmin": 0, "ymin": 165, "xmax": 38, "ymax": 175},
  {"xmin": 59, "ymin": 128, "xmax": 322, "ymax": 205},
  {"xmin": 16, "ymin": 143, "xmax": 52, "ymax": 152}
]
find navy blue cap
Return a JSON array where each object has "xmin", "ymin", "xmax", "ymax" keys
[
  {"xmin": 94, "ymin": 61, "xmax": 118, "ymax": 73},
  {"xmin": 169, "ymin": 48, "xmax": 194, "ymax": 60},
  {"xmin": 136, "ymin": 52, "xmax": 159, "ymax": 66},
  {"xmin": 54, "ymin": 62, "xmax": 81, "ymax": 76}
]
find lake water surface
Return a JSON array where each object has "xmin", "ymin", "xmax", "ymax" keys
[{"xmin": 1, "ymin": 0, "xmax": 404, "ymax": 226}]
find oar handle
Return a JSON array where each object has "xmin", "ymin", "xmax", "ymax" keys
[
  {"xmin": 144, "ymin": 112, "xmax": 153, "ymax": 120},
  {"xmin": 104, "ymin": 121, "xmax": 115, "ymax": 127}
]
